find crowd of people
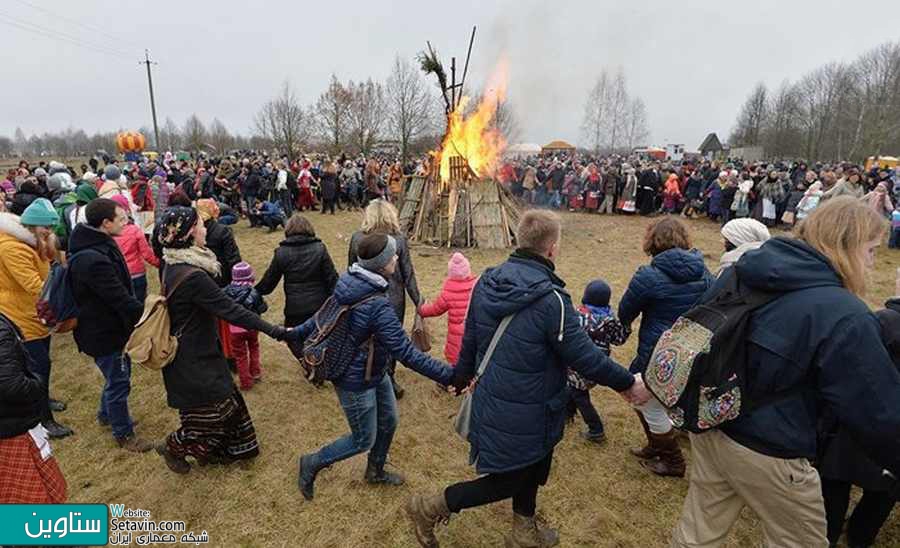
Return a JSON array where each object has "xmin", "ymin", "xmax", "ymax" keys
[
  {"xmin": 1, "ymin": 149, "xmax": 900, "ymax": 548},
  {"xmin": 497, "ymin": 154, "xmax": 900, "ymax": 240}
]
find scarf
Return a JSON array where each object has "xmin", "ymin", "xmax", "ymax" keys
[{"xmin": 163, "ymin": 246, "xmax": 222, "ymax": 278}]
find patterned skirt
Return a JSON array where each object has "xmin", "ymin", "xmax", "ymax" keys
[
  {"xmin": 166, "ymin": 388, "xmax": 259, "ymax": 463},
  {"xmin": 0, "ymin": 431, "xmax": 67, "ymax": 503}
]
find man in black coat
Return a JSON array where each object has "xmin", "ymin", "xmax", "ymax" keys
[{"xmin": 68, "ymin": 199, "xmax": 152, "ymax": 453}]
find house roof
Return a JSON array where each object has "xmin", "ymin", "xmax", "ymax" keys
[{"xmin": 698, "ymin": 133, "xmax": 723, "ymax": 152}]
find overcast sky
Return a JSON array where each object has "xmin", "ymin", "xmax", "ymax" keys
[{"xmin": 2, "ymin": 0, "xmax": 899, "ymax": 150}]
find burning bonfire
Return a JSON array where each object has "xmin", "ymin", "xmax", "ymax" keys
[{"xmin": 398, "ymin": 36, "xmax": 519, "ymax": 249}]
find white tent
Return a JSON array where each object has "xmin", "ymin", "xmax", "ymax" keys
[{"xmin": 505, "ymin": 143, "xmax": 541, "ymax": 158}]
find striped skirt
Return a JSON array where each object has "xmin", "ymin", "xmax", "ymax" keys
[{"xmin": 166, "ymin": 388, "xmax": 259, "ymax": 464}]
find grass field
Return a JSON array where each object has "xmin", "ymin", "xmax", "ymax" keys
[{"xmin": 48, "ymin": 209, "xmax": 900, "ymax": 547}]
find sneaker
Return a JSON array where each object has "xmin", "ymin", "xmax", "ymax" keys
[{"xmin": 116, "ymin": 434, "xmax": 154, "ymax": 453}]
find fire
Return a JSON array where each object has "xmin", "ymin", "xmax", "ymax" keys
[{"xmin": 436, "ymin": 59, "xmax": 509, "ymax": 183}]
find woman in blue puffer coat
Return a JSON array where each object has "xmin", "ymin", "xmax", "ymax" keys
[
  {"xmin": 295, "ymin": 233, "xmax": 461, "ymax": 501},
  {"xmin": 618, "ymin": 217, "xmax": 714, "ymax": 477}
]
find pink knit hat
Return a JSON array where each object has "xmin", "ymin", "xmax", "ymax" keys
[
  {"xmin": 109, "ymin": 193, "xmax": 130, "ymax": 211},
  {"xmin": 448, "ymin": 252, "xmax": 471, "ymax": 280}
]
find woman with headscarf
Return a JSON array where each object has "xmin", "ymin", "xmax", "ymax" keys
[
  {"xmin": 796, "ymin": 181, "xmax": 824, "ymax": 222},
  {"xmin": 717, "ymin": 218, "xmax": 771, "ymax": 275},
  {"xmin": 153, "ymin": 207, "xmax": 292, "ymax": 474},
  {"xmin": 752, "ymin": 168, "xmax": 786, "ymax": 227},
  {"xmin": 861, "ymin": 182, "xmax": 893, "ymax": 218},
  {"xmin": 349, "ymin": 200, "xmax": 421, "ymax": 399}
]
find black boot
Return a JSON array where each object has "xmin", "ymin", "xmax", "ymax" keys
[
  {"xmin": 298, "ymin": 453, "xmax": 323, "ymax": 501},
  {"xmin": 365, "ymin": 461, "xmax": 405, "ymax": 486},
  {"xmin": 48, "ymin": 398, "xmax": 67, "ymax": 412},
  {"xmin": 43, "ymin": 418, "xmax": 73, "ymax": 439}
]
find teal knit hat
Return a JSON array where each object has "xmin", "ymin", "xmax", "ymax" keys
[{"xmin": 20, "ymin": 198, "xmax": 60, "ymax": 227}]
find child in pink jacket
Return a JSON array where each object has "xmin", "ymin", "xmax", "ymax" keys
[
  {"xmin": 110, "ymin": 194, "xmax": 159, "ymax": 304},
  {"xmin": 418, "ymin": 252, "xmax": 477, "ymax": 366}
]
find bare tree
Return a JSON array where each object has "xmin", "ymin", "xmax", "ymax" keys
[
  {"xmin": 625, "ymin": 97, "xmax": 650, "ymax": 150},
  {"xmin": 253, "ymin": 81, "xmax": 309, "ymax": 161},
  {"xmin": 160, "ymin": 117, "xmax": 181, "ymax": 152},
  {"xmin": 581, "ymin": 70, "xmax": 611, "ymax": 155},
  {"xmin": 0, "ymin": 136, "xmax": 13, "ymax": 157},
  {"xmin": 209, "ymin": 118, "xmax": 233, "ymax": 153},
  {"xmin": 347, "ymin": 78, "xmax": 387, "ymax": 154},
  {"xmin": 182, "ymin": 114, "xmax": 207, "ymax": 153},
  {"xmin": 314, "ymin": 74, "xmax": 353, "ymax": 154},
  {"xmin": 386, "ymin": 55, "xmax": 435, "ymax": 161},
  {"xmin": 606, "ymin": 69, "xmax": 629, "ymax": 151},
  {"xmin": 730, "ymin": 82, "xmax": 768, "ymax": 146},
  {"xmin": 14, "ymin": 127, "xmax": 26, "ymax": 156}
]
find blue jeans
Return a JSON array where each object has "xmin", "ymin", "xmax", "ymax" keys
[
  {"xmin": 308, "ymin": 374, "xmax": 398, "ymax": 469},
  {"xmin": 95, "ymin": 352, "xmax": 134, "ymax": 439}
]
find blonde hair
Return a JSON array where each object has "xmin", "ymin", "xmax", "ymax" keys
[
  {"xmin": 361, "ymin": 199, "xmax": 401, "ymax": 235},
  {"xmin": 517, "ymin": 210, "xmax": 561, "ymax": 253},
  {"xmin": 795, "ymin": 196, "xmax": 887, "ymax": 296}
]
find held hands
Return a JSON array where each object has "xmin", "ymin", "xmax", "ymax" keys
[
  {"xmin": 620, "ymin": 374, "xmax": 652, "ymax": 406},
  {"xmin": 447, "ymin": 371, "xmax": 473, "ymax": 396},
  {"xmin": 271, "ymin": 326, "xmax": 303, "ymax": 343}
]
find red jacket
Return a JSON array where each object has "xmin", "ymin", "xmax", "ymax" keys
[
  {"xmin": 418, "ymin": 275, "xmax": 477, "ymax": 364},
  {"xmin": 113, "ymin": 223, "xmax": 159, "ymax": 277}
]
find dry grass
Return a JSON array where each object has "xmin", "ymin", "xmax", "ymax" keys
[{"xmin": 49, "ymin": 210, "xmax": 899, "ymax": 547}]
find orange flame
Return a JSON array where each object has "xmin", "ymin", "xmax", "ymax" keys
[{"xmin": 435, "ymin": 59, "xmax": 509, "ymax": 183}]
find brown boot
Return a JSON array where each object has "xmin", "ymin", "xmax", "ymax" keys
[
  {"xmin": 629, "ymin": 410, "xmax": 661, "ymax": 460},
  {"xmin": 406, "ymin": 492, "xmax": 451, "ymax": 548},
  {"xmin": 505, "ymin": 513, "xmax": 559, "ymax": 547},
  {"xmin": 639, "ymin": 430, "xmax": 685, "ymax": 478},
  {"xmin": 116, "ymin": 434, "xmax": 154, "ymax": 453}
]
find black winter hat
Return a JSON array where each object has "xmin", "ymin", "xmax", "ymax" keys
[{"xmin": 582, "ymin": 279, "xmax": 611, "ymax": 308}]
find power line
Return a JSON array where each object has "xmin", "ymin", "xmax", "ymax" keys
[
  {"xmin": 0, "ymin": 10, "xmax": 134, "ymax": 59},
  {"xmin": 12, "ymin": 0, "xmax": 143, "ymax": 50}
]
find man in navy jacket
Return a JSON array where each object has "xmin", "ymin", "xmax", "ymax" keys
[{"xmin": 407, "ymin": 210, "xmax": 649, "ymax": 548}]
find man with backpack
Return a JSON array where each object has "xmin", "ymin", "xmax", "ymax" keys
[{"xmin": 67, "ymin": 198, "xmax": 152, "ymax": 453}]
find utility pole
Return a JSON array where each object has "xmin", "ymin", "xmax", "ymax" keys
[{"xmin": 140, "ymin": 49, "xmax": 161, "ymax": 151}]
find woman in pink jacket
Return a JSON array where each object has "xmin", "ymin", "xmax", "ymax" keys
[
  {"xmin": 417, "ymin": 252, "xmax": 477, "ymax": 366},
  {"xmin": 109, "ymin": 194, "xmax": 159, "ymax": 304}
]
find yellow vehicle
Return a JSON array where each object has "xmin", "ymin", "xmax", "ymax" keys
[
  {"xmin": 143, "ymin": 151, "xmax": 159, "ymax": 161},
  {"xmin": 864, "ymin": 156, "xmax": 898, "ymax": 171}
]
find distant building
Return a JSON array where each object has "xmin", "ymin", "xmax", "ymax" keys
[
  {"xmin": 665, "ymin": 144, "xmax": 685, "ymax": 162},
  {"xmin": 541, "ymin": 140, "xmax": 576, "ymax": 156},
  {"xmin": 698, "ymin": 133, "xmax": 725, "ymax": 160}
]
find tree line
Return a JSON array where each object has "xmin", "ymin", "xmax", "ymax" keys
[
  {"xmin": 3, "ymin": 54, "xmax": 522, "ymax": 163},
  {"xmin": 729, "ymin": 39, "xmax": 900, "ymax": 162}
]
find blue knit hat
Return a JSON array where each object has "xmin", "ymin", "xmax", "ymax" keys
[
  {"xmin": 582, "ymin": 279, "xmax": 611, "ymax": 308},
  {"xmin": 20, "ymin": 198, "xmax": 60, "ymax": 227}
]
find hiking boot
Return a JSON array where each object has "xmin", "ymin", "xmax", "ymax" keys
[
  {"xmin": 630, "ymin": 410, "xmax": 662, "ymax": 460},
  {"xmin": 116, "ymin": 434, "xmax": 154, "ymax": 453},
  {"xmin": 638, "ymin": 431, "xmax": 686, "ymax": 478},
  {"xmin": 43, "ymin": 419, "xmax": 73, "ymax": 439},
  {"xmin": 580, "ymin": 430, "xmax": 606, "ymax": 445},
  {"xmin": 406, "ymin": 492, "xmax": 451, "ymax": 548},
  {"xmin": 298, "ymin": 453, "xmax": 323, "ymax": 501},
  {"xmin": 155, "ymin": 443, "xmax": 190, "ymax": 474},
  {"xmin": 365, "ymin": 461, "xmax": 405, "ymax": 486},
  {"xmin": 48, "ymin": 398, "xmax": 67, "ymax": 412},
  {"xmin": 505, "ymin": 513, "xmax": 560, "ymax": 547}
]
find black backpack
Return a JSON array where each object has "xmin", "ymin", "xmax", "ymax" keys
[
  {"xmin": 300, "ymin": 295, "xmax": 379, "ymax": 386},
  {"xmin": 644, "ymin": 268, "xmax": 788, "ymax": 433}
]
